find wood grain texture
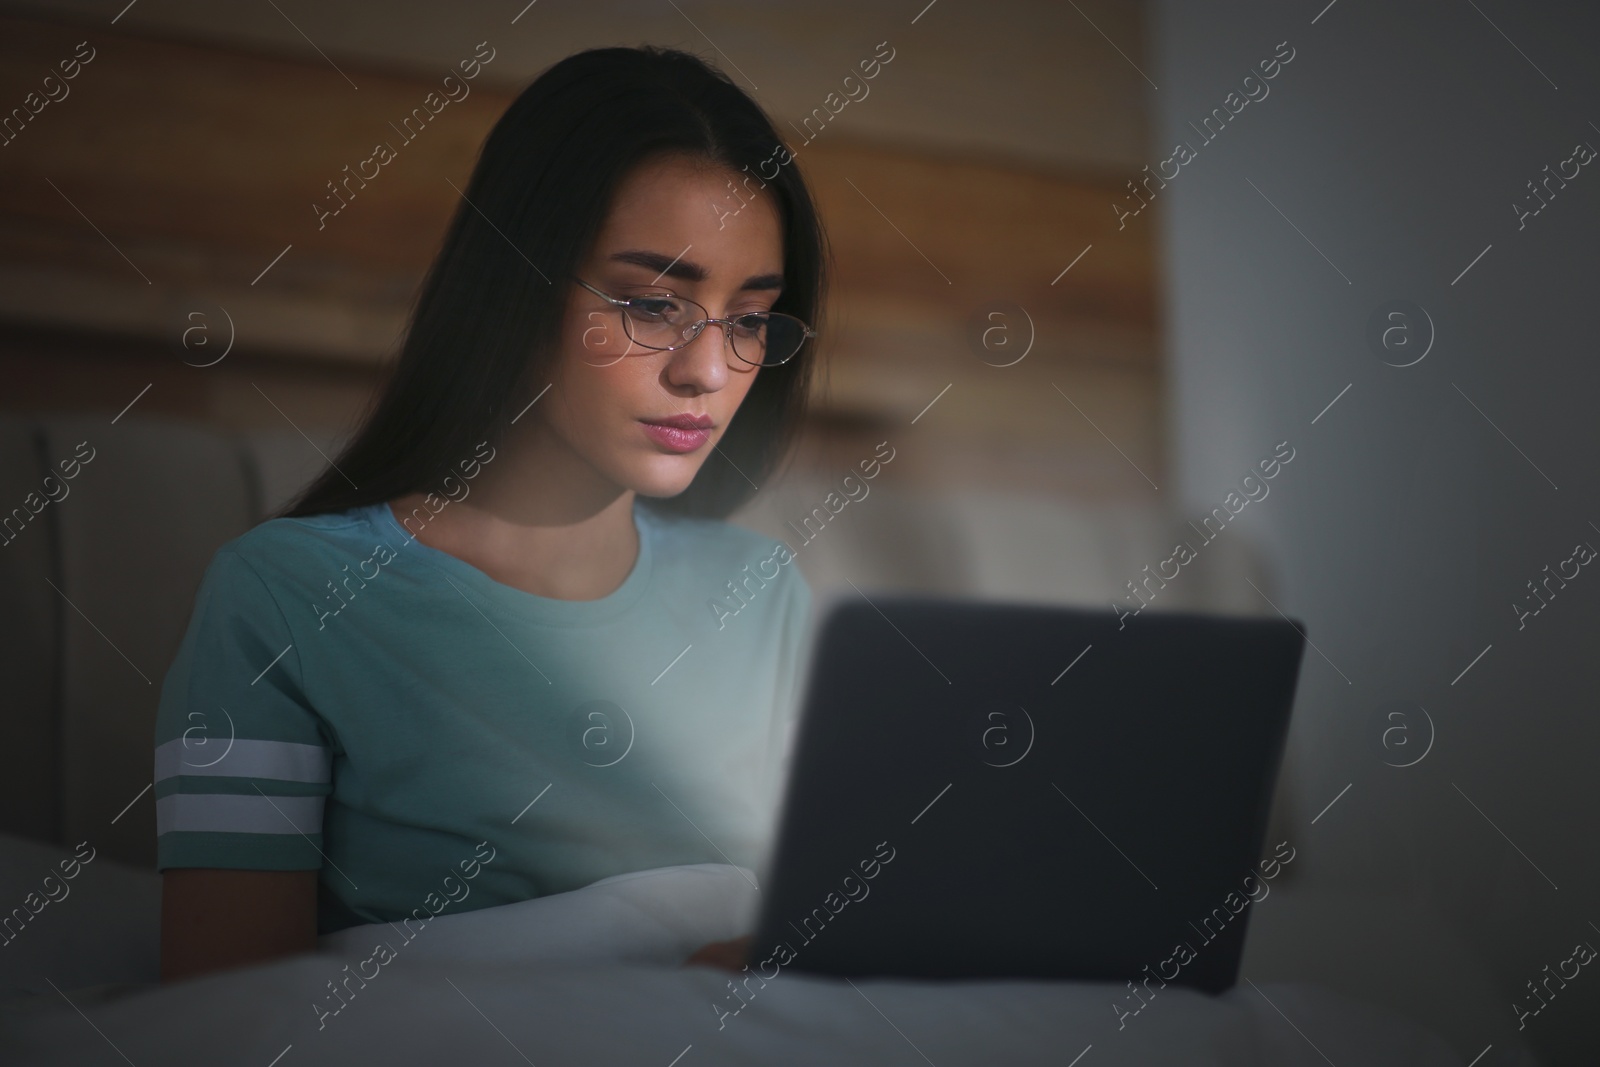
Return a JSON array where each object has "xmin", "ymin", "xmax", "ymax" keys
[{"xmin": 0, "ymin": 10, "xmax": 1162, "ymax": 495}]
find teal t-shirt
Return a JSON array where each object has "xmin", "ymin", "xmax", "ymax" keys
[{"xmin": 152, "ymin": 496, "xmax": 813, "ymax": 934}]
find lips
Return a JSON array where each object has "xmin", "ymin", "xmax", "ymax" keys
[
  {"xmin": 639, "ymin": 415, "xmax": 713, "ymax": 454},
  {"xmin": 641, "ymin": 414, "xmax": 714, "ymax": 430}
]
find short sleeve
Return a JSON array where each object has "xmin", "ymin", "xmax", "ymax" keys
[{"xmin": 153, "ymin": 545, "xmax": 332, "ymax": 872}]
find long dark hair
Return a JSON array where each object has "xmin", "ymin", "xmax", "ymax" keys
[{"xmin": 280, "ymin": 45, "xmax": 829, "ymax": 521}]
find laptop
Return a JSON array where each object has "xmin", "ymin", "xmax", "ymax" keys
[{"xmin": 745, "ymin": 594, "xmax": 1306, "ymax": 991}]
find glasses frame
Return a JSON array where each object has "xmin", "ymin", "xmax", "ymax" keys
[{"xmin": 572, "ymin": 276, "xmax": 814, "ymax": 368}]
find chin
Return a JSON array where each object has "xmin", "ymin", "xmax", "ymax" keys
[{"xmin": 626, "ymin": 456, "xmax": 708, "ymax": 500}]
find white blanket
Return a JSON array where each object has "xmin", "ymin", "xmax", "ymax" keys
[
  {"xmin": 319, "ymin": 862, "xmax": 764, "ymax": 968},
  {"xmin": 0, "ymin": 850, "xmax": 1470, "ymax": 1066}
]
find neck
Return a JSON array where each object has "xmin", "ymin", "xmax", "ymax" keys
[{"xmin": 395, "ymin": 420, "xmax": 642, "ymax": 601}]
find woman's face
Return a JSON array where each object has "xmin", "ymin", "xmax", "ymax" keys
[{"xmin": 541, "ymin": 152, "xmax": 785, "ymax": 501}]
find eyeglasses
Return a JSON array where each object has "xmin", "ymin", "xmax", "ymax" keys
[{"xmin": 573, "ymin": 276, "xmax": 814, "ymax": 368}]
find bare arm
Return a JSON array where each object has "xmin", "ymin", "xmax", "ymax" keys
[{"xmin": 159, "ymin": 868, "xmax": 319, "ymax": 984}]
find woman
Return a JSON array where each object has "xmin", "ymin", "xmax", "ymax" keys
[{"xmin": 154, "ymin": 44, "xmax": 826, "ymax": 982}]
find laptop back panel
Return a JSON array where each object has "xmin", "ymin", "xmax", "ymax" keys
[{"xmin": 748, "ymin": 595, "xmax": 1306, "ymax": 990}]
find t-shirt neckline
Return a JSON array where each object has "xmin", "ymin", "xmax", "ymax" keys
[{"xmin": 364, "ymin": 497, "xmax": 655, "ymax": 627}]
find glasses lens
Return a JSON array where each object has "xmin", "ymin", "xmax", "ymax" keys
[
  {"xmin": 621, "ymin": 294, "xmax": 701, "ymax": 350},
  {"xmin": 730, "ymin": 313, "xmax": 807, "ymax": 367},
  {"xmin": 620, "ymin": 293, "xmax": 807, "ymax": 366}
]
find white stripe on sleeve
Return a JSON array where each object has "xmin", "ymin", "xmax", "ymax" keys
[
  {"xmin": 154, "ymin": 737, "xmax": 332, "ymax": 785},
  {"xmin": 155, "ymin": 793, "xmax": 325, "ymax": 836}
]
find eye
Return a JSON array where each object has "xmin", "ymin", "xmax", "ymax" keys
[{"xmin": 624, "ymin": 295, "xmax": 685, "ymax": 322}]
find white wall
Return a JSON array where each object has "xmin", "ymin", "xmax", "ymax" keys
[{"xmin": 1148, "ymin": 2, "xmax": 1600, "ymax": 1063}]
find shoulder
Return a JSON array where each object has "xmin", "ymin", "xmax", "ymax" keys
[
  {"xmin": 640, "ymin": 503, "xmax": 808, "ymax": 590},
  {"xmin": 226, "ymin": 505, "xmax": 371, "ymax": 557},
  {"xmin": 640, "ymin": 504, "xmax": 813, "ymax": 643},
  {"xmin": 173, "ymin": 506, "xmax": 384, "ymax": 639},
  {"xmin": 211, "ymin": 506, "xmax": 377, "ymax": 585}
]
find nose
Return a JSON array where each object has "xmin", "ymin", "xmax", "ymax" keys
[{"xmin": 661, "ymin": 318, "xmax": 733, "ymax": 395}]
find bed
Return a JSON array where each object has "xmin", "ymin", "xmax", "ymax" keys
[{"xmin": 0, "ymin": 833, "xmax": 1475, "ymax": 1066}]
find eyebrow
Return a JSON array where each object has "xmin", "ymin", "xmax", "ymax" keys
[{"xmin": 607, "ymin": 248, "xmax": 784, "ymax": 291}]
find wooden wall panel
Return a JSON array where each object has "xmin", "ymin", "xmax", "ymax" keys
[{"xmin": 0, "ymin": 11, "xmax": 1163, "ymax": 497}]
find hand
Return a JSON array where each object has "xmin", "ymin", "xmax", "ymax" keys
[{"xmin": 683, "ymin": 934, "xmax": 753, "ymax": 973}]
